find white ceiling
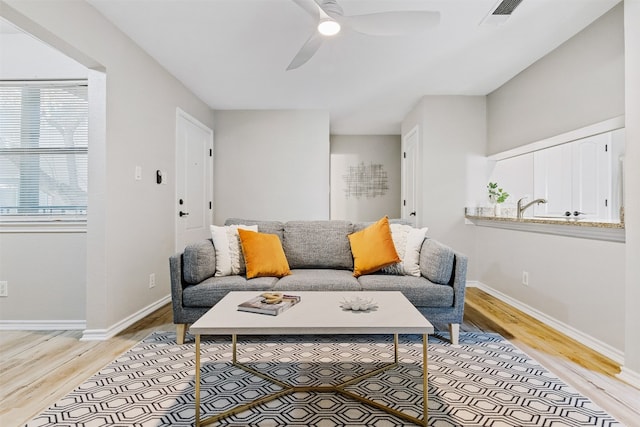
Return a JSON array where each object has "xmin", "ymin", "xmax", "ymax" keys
[{"xmin": 88, "ymin": 0, "xmax": 620, "ymax": 135}]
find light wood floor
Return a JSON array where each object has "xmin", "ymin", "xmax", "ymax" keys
[{"xmin": 1, "ymin": 287, "xmax": 638, "ymax": 426}]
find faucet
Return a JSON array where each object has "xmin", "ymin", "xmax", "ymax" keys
[{"xmin": 517, "ymin": 197, "xmax": 547, "ymax": 219}]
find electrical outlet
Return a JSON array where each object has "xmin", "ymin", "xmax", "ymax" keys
[
  {"xmin": 0, "ymin": 281, "xmax": 7, "ymax": 297},
  {"xmin": 149, "ymin": 273, "xmax": 156, "ymax": 289},
  {"xmin": 522, "ymin": 271, "xmax": 529, "ymax": 286}
]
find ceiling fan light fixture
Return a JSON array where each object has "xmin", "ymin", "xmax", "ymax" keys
[{"xmin": 317, "ymin": 19, "xmax": 340, "ymax": 36}]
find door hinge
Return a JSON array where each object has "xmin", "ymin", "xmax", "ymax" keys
[
  {"xmin": 403, "ymin": 152, "xmax": 406, "ymax": 159},
  {"xmin": 403, "ymin": 200, "xmax": 406, "ymax": 206},
  {"xmin": 605, "ymin": 199, "xmax": 608, "ymax": 207},
  {"xmin": 605, "ymin": 144, "xmax": 608, "ymax": 152},
  {"xmin": 209, "ymin": 201, "xmax": 212, "ymax": 209},
  {"xmin": 209, "ymin": 149, "xmax": 213, "ymax": 157}
]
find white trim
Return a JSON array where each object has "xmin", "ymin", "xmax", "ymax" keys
[
  {"xmin": 0, "ymin": 319, "xmax": 85, "ymax": 330},
  {"xmin": 0, "ymin": 220, "xmax": 86, "ymax": 233},
  {"xmin": 401, "ymin": 125, "xmax": 420, "ymax": 226},
  {"xmin": 467, "ymin": 217, "xmax": 625, "ymax": 243},
  {"xmin": 488, "ymin": 116, "xmax": 625, "ymax": 160},
  {"xmin": 469, "ymin": 281, "xmax": 625, "ymax": 365},
  {"xmin": 617, "ymin": 367, "xmax": 640, "ymax": 390},
  {"xmin": 81, "ymin": 295, "xmax": 170, "ymax": 341}
]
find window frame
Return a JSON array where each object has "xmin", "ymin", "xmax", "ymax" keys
[{"xmin": 0, "ymin": 79, "xmax": 89, "ymax": 227}]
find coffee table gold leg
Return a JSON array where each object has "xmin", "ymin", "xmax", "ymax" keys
[
  {"xmin": 394, "ymin": 334, "xmax": 399, "ymax": 363},
  {"xmin": 232, "ymin": 334, "xmax": 237, "ymax": 364},
  {"xmin": 422, "ymin": 333, "xmax": 428, "ymax": 426},
  {"xmin": 195, "ymin": 334, "xmax": 201, "ymax": 427}
]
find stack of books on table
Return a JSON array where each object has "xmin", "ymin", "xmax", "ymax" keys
[{"xmin": 237, "ymin": 293, "xmax": 301, "ymax": 316}]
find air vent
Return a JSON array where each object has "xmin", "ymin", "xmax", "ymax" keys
[
  {"xmin": 480, "ymin": 0, "xmax": 524, "ymax": 25},
  {"xmin": 492, "ymin": 0, "xmax": 524, "ymax": 15}
]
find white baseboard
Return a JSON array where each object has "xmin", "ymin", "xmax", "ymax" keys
[
  {"xmin": 0, "ymin": 319, "xmax": 86, "ymax": 330},
  {"xmin": 467, "ymin": 281, "xmax": 625, "ymax": 365},
  {"xmin": 617, "ymin": 366, "xmax": 640, "ymax": 390},
  {"xmin": 81, "ymin": 295, "xmax": 171, "ymax": 341}
]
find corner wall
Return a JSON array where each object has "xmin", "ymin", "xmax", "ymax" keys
[
  {"xmin": 402, "ymin": 96, "xmax": 486, "ymax": 278},
  {"xmin": 622, "ymin": 0, "xmax": 640, "ymax": 385}
]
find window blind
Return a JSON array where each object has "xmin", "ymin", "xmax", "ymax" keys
[{"xmin": 0, "ymin": 82, "xmax": 88, "ymax": 218}]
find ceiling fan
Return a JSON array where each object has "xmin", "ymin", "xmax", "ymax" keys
[{"xmin": 288, "ymin": 0, "xmax": 440, "ymax": 70}]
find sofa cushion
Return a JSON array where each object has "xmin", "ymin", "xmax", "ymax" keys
[
  {"xmin": 183, "ymin": 276, "xmax": 278, "ymax": 307},
  {"xmin": 210, "ymin": 224, "xmax": 259, "ymax": 276},
  {"xmin": 183, "ymin": 240, "xmax": 216, "ymax": 284},
  {"xmin": 238, "ymin": 229, "xmax": 291, "ymax": 279},
  {"xmin": 420, "ymin": 239, "xmax": 455, "ymax": 285},
  {"xmin": 358, "ymin": 274, "xmax": 454, "ymax": 307},
  {"xmin": 348, "ymin": 216, "xmax": 400, "ymax": 277},
  {"xmin": 225, "ymin": 218, "xmax": 285, "ymax": 242},
  {"xmin": 283, "ymin": 221, "xmax": 354, "ymax": 269},
  {"xmin": 381, "ymin": 224, "xmax": 428, "ymax": 276},
  {"xmin": 273, "ymin": 269, "xmax": 361, "ymax": 291}
]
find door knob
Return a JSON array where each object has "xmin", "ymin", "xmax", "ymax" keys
[{"xmin": 179, "ymin": 211, "xmax": 189, "ymax": 217}]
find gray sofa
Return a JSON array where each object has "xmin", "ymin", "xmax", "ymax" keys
[{"xmin": 169, "ymin": 219, "xmax": 468, "ymax": 345}]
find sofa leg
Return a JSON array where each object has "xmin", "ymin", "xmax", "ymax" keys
[
  {"xmin": 176, "ymin": 324, "xmax": 188, "ymax": 345},
  {"xmin": 448, "ymin": 323, "xmax": 460, "ymax": 345}
]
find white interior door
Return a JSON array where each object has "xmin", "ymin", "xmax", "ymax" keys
[
  {"xmin": 402, "ymin": 126, "xmax": 419, "ymax": 226},
  {"xmin": 176, "ymin": 109, "xmax": 213, "ymax": 252},
  {"xmin": 533, "ymin": 143, "xmax": 572, "ymax": 217},
  {"xmin": 572, "ymin": 133, "xmax": 611, "ymax": 219}
]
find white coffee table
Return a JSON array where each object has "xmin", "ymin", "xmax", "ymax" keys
[{"xmin": 190, "ymin": 291, "xmax": 434, "ymax": 427}]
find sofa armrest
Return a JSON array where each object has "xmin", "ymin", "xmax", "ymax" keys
[
  {"xmin": 169, "ymin": 253, "xmax": 187, "ymax": 323},
  {"xmin": 420, "ymin": 238, "xmax": 468, "ymax": 314},
  {"xmin": 450, "ymin": 250, "xmax": 468, "ymax": 316},
  {"xmin": 419, "ymin": 239, "xmax": 455, "ymax": 285}
]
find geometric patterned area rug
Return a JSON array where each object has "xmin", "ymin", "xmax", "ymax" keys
[{"xmin": 27, "ymin": 331, "xmax": 621, "ymax": 427}]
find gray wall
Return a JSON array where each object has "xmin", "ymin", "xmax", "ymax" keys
[
  {"xmin": 402, "ymin": 96, "xmax": 487, "ymax": 279},
  {"xmin": 0, "ymin": 232, "xmax": 86, "ymax": 323},
  {"xmin": 487, "ymin": 4, "xmax": 625, "ymax": 155},
  {"xmin": 482, "ymin": 4, "xmax": 627, "ymax": 355},
  {"xmin": 213, "ymin": 110, "xmax": 330, "ymax": 223},
  {"xmin": 1, "ymin": 0, "xmax": 214, "ymax": 333},
  {"xmin": 330, "ymin": 135, "xmax": 401, "ymax": 222},
  {"xmin": 623, "ymin": 0, "xmax": 640, "ymax": 383},
  {"xmin": 0, "ymin": 17, "xmax": 88, "ymax": 324}
]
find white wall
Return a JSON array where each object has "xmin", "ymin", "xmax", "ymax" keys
[
  {"xmin": 622, "ymin": 0, "xmax": 640, "ymax": 384},
  {"xmin": 213, "ymin": 110, "xmax": 329, "ymax": 223},
  {"xmin": 487, "ymin": 4, "xmax": 625, "ymax": 155},
  {"xmin": 1, "ymin": 0, "xmax": 214, "ymax": 334},
  {"xmin": 482, "ymin": 4, "xmax": 628, "ymax": 358},
  {"xmin": 402, "ymin": 96, "xmax": 487, "ymax": 278},
  {"xmin": 330, "ymin": 135, "xmax": 401, "ymax": 222}
]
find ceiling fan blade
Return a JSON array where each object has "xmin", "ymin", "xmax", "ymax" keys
[
  {"xmin": 347, "ymin": 11, "xmax": 440, "ymax": 36},
  {"xmin": 313, "ymin": 0, "xmax": 344, "ymax": 20},
  {"xmin": 291, "ymin": 0, "xmax": 320, "ymax": 20},
  {"xmin": 287, "ymin": 31, "xmax": 324, "ymax": 70}
]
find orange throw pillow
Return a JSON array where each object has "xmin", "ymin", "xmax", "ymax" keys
[
  {"xmin": 348, "ymin": 216, "xmax": 401, "ymax": 277},
  {"xmin": 237, "ymin": 229, "xmax": 291, "ymax": 279}
]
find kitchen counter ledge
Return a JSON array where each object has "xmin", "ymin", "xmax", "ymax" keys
[{"xmin": 465, "ymin": 215, "xmax": 625, "ymax": 242}]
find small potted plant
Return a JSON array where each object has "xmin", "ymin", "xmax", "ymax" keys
[{"xmin": 487, "ymin": 182, "xmax": 509, "ymax": 216}]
